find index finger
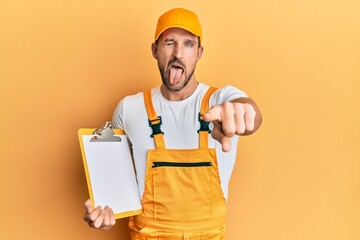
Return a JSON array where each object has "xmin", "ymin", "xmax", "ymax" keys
[{"xmin": 202, "ymin": 105, "xmax": 223, "ymax": 123}]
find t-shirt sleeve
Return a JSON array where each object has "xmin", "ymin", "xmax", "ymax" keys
[
  {"xmin": 112, "ymin": 98, "xmax": 126, "ymax": 130},
  {"xmin": 210, "ymin": 85, "xmax": 248, "ymax": 106}
]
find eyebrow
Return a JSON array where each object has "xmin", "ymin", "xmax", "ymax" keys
[
  {"xmin": 163, "ymin": 38, "xmax": 197, "ymax": 45},
  {"xmin": 185, "ymin": 39, "xmax": 197, "ymax": 44},
  {"xmin": 163, "ymin": 38, "xmax": 175, "ymax": 43}
]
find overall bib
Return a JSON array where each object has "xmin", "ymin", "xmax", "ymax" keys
[{"xmin": 130, "ymin": 87, "xmax": 227, "ymax": 240}]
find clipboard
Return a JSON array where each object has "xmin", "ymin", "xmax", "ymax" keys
[{"xmin": 78, "ymin": 122, "xmax": 142, "ymax": 219}]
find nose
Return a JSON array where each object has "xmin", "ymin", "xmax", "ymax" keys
[{"xmin": 173, "ymin": 44, "xmax": 183, "ymax": 59}]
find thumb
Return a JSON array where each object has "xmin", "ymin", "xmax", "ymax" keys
[
  {"xmin": 84, "ymin": 199, "xmax": 93, "ymax": 213},
  {"xmin": 219, "ymin": 136, "xmax": 232, "ymax": 152},
  {"xmin": 212, "ymin": 122, "xmax": 232, "ymax": 152}
]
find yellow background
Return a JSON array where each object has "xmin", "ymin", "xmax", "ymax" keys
[{"xmin": 1, "ymin": 0, "xmax": 359, "ymax": 239}]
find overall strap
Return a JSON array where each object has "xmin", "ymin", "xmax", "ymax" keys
[
  {"xmin": 143, "ymin": 90, "xmax": 166, "ymax": 149},
  {"xmin": 198, "ymin": 87, "xmax": 218, "ymax": 149}
]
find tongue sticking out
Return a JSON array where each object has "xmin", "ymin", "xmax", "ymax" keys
[{"xmin": 169, "ymin": 67, "xmax": 183, "ymax": 85}]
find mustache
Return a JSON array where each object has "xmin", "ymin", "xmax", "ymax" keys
[{"xmin": 168, "ymin": 57, "xmax": 186, "ymax": 69}]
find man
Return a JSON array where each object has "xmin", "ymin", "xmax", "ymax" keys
[{"xmin": 84, "ymin": 8, "xmax": 262, "ymax": 239}]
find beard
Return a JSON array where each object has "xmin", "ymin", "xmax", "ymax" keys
[{"xmin": 158, "ymin": 57, "xmax": 196, "ymax": 92}]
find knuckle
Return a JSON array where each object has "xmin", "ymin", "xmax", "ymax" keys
[
  {"xmin": 222, "ymin": 102, "xmax": 234, "ymax": 112},
  {"xmin": 104, "ymin": 219, "xmax": 110, "ymax": 226},
  {"xmin": 236, "ymin": 125, "xmax": 245, "ymax": 135},
  {"xmin": 234, "ymin": 102, "xmax": 245, "ymax": 113},
  {"xmin": 92, "ymin": 220, "xmax": 101, "ymax": 229},
  {"xmin": 88, "ymin": 214, "xmax": 96, "ymax": 222},
  {"xmin": 246, "ymin": 104, "xmax": 256, "ymax": 115},
  {"xmin": 223, "ymin": 101, "xmax": 232, "ymax": 107},
  {"xmin": 111, "ymin": 218, "xmax": 116, "ymax": 225},
  {"xmin": 223, "ymin": 127, "xmax": 235, "ymax": 137},
  {"xmin": 247, "ymin": 122, "xmax": 255, "ymax": 131}
]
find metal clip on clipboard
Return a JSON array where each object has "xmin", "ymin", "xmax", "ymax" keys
[{"xmin": 90, "ymin": 121, "xmax": 122, "ymax": 142}]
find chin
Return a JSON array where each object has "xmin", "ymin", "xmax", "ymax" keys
[
  {"xmin": 166, "ymin": 85, "xmax": 183, "ymax": 92},
  {"xmin": 172, "ymin": 80, "xmax": 191, "ymax": 92}
]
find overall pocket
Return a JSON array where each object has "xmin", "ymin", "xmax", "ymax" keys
[{"xmin": 151, "ymin": 161, "xmax": 212, "ymax": 222}]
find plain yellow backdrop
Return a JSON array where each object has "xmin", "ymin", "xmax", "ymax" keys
[{"xmin": 0, "ymin": 0, "xmax": 359, "ymax": 239}]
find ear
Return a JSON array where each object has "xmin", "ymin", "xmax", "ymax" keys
[
  {"xmin": 197, "ymin": 46, "xmax": 204, "ymax": 60},
  {"xmin": 151, "ymin": 43, "xmax": 158, "ymax": 59}
]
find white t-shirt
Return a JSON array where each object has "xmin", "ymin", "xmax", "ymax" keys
[{"xmin": 112, "ymin": 83, "xmax": 247, "ymax": 200}]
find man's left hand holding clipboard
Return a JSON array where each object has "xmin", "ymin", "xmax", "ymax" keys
[
  {"xmin": 83, "ymin": 199, "xmax": 116, "ymax": 230},
  {"xmin": 79, "ymin": 122, "xmax": 142, "ymax": 230}
]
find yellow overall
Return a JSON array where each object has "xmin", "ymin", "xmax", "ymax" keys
[{"xmin": 130, "ymin": 87, "xmax": 227, "ymax": 240}]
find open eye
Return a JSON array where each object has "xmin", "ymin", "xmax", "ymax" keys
[{"xmin": 185, "ymin": 41, "xmax": 194, "ymax": 47}]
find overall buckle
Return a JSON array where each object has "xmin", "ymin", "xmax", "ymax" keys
[
  {"xmin": 197, "ymin": 113, "xmax": 211, "ymax": 133},
  {"xmin": 148, "ymin": 116, "xmax": 164, "ymax": 137}
]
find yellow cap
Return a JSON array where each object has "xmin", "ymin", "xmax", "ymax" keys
[{"xmin": 155, "ymin": 8, "xmax": 202, "ymax": 43}]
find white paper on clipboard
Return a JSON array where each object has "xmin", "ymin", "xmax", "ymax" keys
[{"xmin": 78, "ymin": 125, "xmax": 142, "ymax": 219}]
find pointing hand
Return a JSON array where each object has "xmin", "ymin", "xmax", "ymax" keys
[{"xmin": 202, "ymin": 98, "xmax": 261, "ymax": 152}]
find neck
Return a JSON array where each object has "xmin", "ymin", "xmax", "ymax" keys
[{"xmin": 160, "ymin": 78, "xmax": 199, "ymax": 101}]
